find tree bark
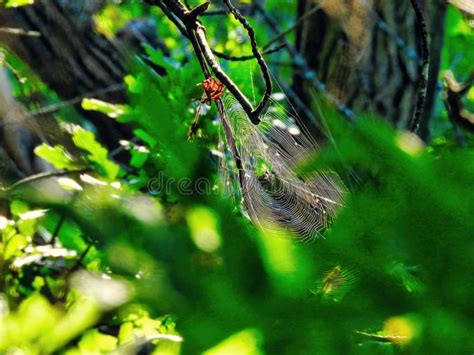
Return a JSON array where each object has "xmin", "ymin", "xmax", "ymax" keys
[
  {"xmin": 0, "ymin": 1, "xmax": 168, "ymax": 180},
  {"xmin": 0, "ymin": 0, "xmax": 129, "ymax": 144},
  {"xmin": 294, "ymin": 0, "xmax": 445, "ymax": 138}
]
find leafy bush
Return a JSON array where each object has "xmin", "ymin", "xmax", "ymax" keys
[{"xmin": 1, "ymin": 1, "xmax": 473, "ymax": 354}]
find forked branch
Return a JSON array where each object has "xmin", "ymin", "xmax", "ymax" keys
[
  {"xmin": 443, "ymin": 71, "xmax": 474, "ymax": 133},
  {"xmin": 146, "ymin": 0, "xmax": 273, "ymax": 124},
  {"xmin": 222, "ymin": 0, "xmax": 272, "ymax": 119}
]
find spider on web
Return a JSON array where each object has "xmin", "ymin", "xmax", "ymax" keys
[
  {"xmin": 200, "ymin": 77, "xmax": 225, "ymax": 103},
  {"xmin": 188, "ymin": 77, "xmax": 225, "ymax": 140}
]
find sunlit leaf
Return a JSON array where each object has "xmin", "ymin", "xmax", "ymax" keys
[
  {"xmin": 34, "ymin": 144, "xmax": 79, "ymax": 170},
  {"xmin": 4, "ymin": 0, "xmax": 34, "ymax": 7},
  {"xmin": 72, "ymin": 127, "xmax": 120, "ymax": 179},
  {"xmin": 203, "ymin": 329, "xmax": 263, "ymax": 355},
  {"xmin": 76, "ymin": 329, "xmax": 118, "ymax": 353},
  {"xmin": 81, "ymin": 98, "xmax": 127, "ymax": 119}
]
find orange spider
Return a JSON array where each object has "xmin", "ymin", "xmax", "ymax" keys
[
  {"xmin": 199, "ymin": 77, "xmax": 225, "ymax": 103},
  {"xmin": 188, "ymin": 77, "xmax": 225, "ymax": 140}
]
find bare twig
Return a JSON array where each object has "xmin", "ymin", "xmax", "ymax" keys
[
  {"xmin": 262, "ymin": 4, "xmax": 320, "ymax": 50},
  {"xmin": 409, "ymin": 0, "xmax": 430, "ymax": 133},
  {"xmin": 50, "ymin": 213, "xmax": 66, "ymax": 245},
  {"xmin": 192, "ymin": 25, "xmax": 258, "ymax": 122},
  {"xmin": 29, "ymin": 83, "xmax": 125, "ymax": 117},
  {"xmin": 0, "ymin": 27, "xmax": 41, "ymax": 37},
  {"xmin": 213, "ymin": 43, "xmax": 285, "ymax": 62},
  {"xmin": 222, "ymin": 0, "xmax": 272, "ymax": 119},
  {"xmin": 208, "ymin": 3, "xmax": 318, "ymax": 62},
  {"xmin": 211, "ymin": 3, "xmax": 320, "ymax": 62},
  {"xmin": 419, "ymin": 1, "xmax": 447, "ymax": 140},
  {"xmin": 201, "ymin": 9, "xmax": 227, "ymax": 16},
  {"xmin": 443, "ymin": 71, "xmax": 474, "ymax": 133},
  {"xmin": 254, "ymin": 3, "xmax": 356, "ymax": 120},
  {"xmin": 64, "ymin": 241, "xmax": 94, "ymax": 276},
  {"xmin": 209, "ymin": 1, "xmax": 320, "ymax": 62},
  {"xmin": 147, "ymin": 0, "xmax": 272, "ymax": 124},
  {"xmin": 0, "ymin": 169, "xmax": 88, "ymax": 194},
  {"xmin": 153, "ymin": 0, "xmax": 189, "ymax": 39},
  {"xmin": 215, "ymin": 97, "xmax": 248, "ymax": 200}
]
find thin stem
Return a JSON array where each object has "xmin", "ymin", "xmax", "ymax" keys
[
  {"xmin": 443, "ymin": 70, "xmax": 474, "ymax": 133},
  {"xmin": 50, "ymin": 213, "xmax": 66, "ymax": 245},
  {"xmin": 206, "ymin": 3, "xmax": 318, "ymax": 62},
  {"xmin": 222, "ymin": 0, "xmax": 272, "ymax": 119},
  {"xmin": 418, "ymin": 0, "xmax": 447, "ymax": 139},
  {"xmin": 155, "ymin": 1, "xmax": 189, "ymax": 38},
  {"xmin": 29, "ymin": 84, "xmax": 125, "ymax": 117},
  {"xmin": 188, "ymin": 25, "xmax": 212, "ymax": 77},
  {"xmin": 254, "ymin": 3, "xmax": 356, "ymax": 120},
  {"xmin": 1, "ymin": 169, "xmax": 88, "ymax": 194},
  {"xmin": 262, "ymin": 4, "xmax": 320, "ymax": 50},
  {"xmin": 63, "ymin": 241, "xmax": 94, "ymax": 278},
  {"xmin": 212, "ymin": 43, "xmax": 285, "ymax": 62},
  {"xmin": 201, "ymin": 9, "xmax": 227, "ymax": 16}
]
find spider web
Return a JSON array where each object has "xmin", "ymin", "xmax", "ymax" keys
[{"xmin": 217, "ymin": 92, "xmax": 346, "ymax": 243}]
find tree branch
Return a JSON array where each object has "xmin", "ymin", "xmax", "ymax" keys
[
  {"xmin": 0, "ymin": 169, "xmax": 88, "ymax": 195},
  {"xmin": 222, "ymin": 0, "xmax": 272, "ymax": 119},
  {"xmin": 192, "ymin": 22, "xmax": 258, "ymax": 122},
  {"xmin": 147, "ymin": 0, "xmax": 271, "ymax": 124},
  {"xmin": 212, "ymin": 43, "xmax": 285, "ymax": 62},
  {"xmin": 262, "ymin": 4, "xmax": 320, "ymax": 50},
  {"xmin": 254, "ymin": 2, "xmax": 356, "ymax": 120},
  {"xmin": 211, "ymin": 3, "xmax": 320, "ymax": 62},
  {"xmin": 443, "ymin": 71, "xmax": 474, "ymax": 133},
  {"xmin": 409, "ymin": 0, "xmax": 430, "ymax": 133},
  {"xmin": 154, "ymin": 0, "xmax": 188, "ymax": 38}
]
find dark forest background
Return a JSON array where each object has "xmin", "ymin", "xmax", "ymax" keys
[{"xmin": 1, "ymin": 0, "xmax": 473, "ymax": 353}]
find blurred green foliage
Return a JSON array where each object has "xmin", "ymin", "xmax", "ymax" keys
[
  {"xmin": 1, "ymin": 1, "xmax": 473, "ymax": 354},
  {"xmin": 1, "ymin": 0, "xmax": 34, "ymax": 7}
]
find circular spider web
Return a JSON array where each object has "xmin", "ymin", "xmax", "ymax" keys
[{"xmin": 219, "ymin": 93, "xmax": 346, "ymax": 243}]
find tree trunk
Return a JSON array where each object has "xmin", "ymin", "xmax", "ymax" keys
[
  {"xmin": 0, "ymin": 0, "xmax": 129, "ymax": 144},
  {"xmin": 0, "ymin": 1, "xmax": 167, "ymax": 180},
  {"xmin": 294, "ymin": 0, "xmax": 446, "ymax": 138}
]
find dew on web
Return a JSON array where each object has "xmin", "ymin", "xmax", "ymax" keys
[{"xmin": 217, "ymin": 92, "xmax": 346, "ymax": 243}]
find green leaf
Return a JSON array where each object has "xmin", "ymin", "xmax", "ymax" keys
[
  {"xmin": 4, "ymin": 233, "xmax": 27, "ymax": 260},
  {"xmin": 57, "ymin": 177, "xmax": 83, "ymax": 191},
  {"xmin": 0, "ymin": 294, "xmax": 61, "ymax": 349},
  {"xmin": 118, "ymin": 322, "xmax": 135, "ymax": 345},
  {"xmin": 10, "ymin": 200, "xmax": 29, "ymax": 217},
  {"xmin": 34, "ymin": 144, "xmax": 79, "ymax": 170},
  {"xmin": 72, "ymin": 127, "xmax": 120, "ymax": 179},
  {"xmin": 77, "ymin": 329, "xmax": 118, "ymax": 353},
  {"xmin": 81, "ymin": 98, "xmax": 127, "ymax": 119},
  {"xmin": 130, "ymin": 146, "xmax": 150, "ymax": 168},
  {"xmin": 186, "ymin": 206, "xmax": 222, "ymax": 253},
  {"xmin": 4, "ymin": 0, "xmax": 34, "ymax": 7},
  {"xmin": 125, "ymin": 60, "xmax": 201, "ymax": 180},
  {"xmin": 203, "ymin": 329, "xmax": 263, "ymax": 355}
]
